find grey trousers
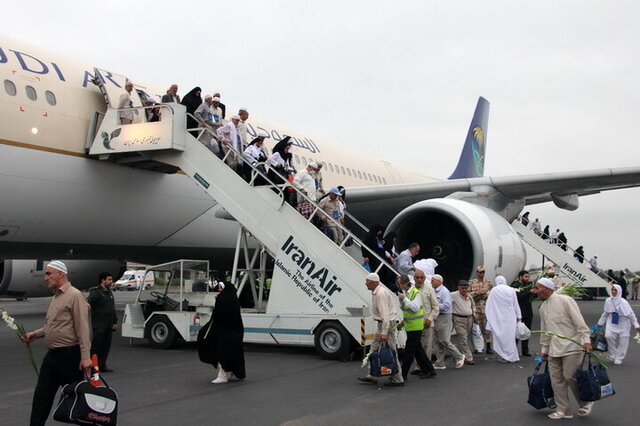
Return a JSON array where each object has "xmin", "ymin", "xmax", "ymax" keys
[
  {"xmin": 548, "ymin": 352, "xmax": 588, "ymax": 413},
  {"xmin": 434, "ymin": 314, "xmax": 463, "ymax": 366},
  {"xmin": 452, "ymin": 315, "xmax": 474, "ymax": 361}
]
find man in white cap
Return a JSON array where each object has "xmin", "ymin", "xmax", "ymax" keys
[
  {"xmin": 431, "ymin": 274, "xmax": 466, "ymax": 369},
  {"xmin": 317, "ymin": 187, "xmax": 344, "ymax": 244},
  {"xmin": 217, "ymin": 115, "xmax": 243, "ymax": 171},
  {"xmin": 210, "ymin": 96, "xmax": 224, "ymax": 126},
  {"xmin": 23, "ymin": 261, "xmax": 92, "ymax": 426},
  {"xmin": 532, "ymin": 277, "xmax": 594, "ymax": 419},
  {"xmin": 293, "ymin": 162, "xmax": 319, "ymax": 218},
  {"xmin": 358, "ymin": 272, "xmax": 404, "ymax": 386},
  {"xmin": 237, "ymin": 107, "xmax": 250, "ymax": 147}
]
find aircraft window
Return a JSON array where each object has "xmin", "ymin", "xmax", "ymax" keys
[
  {"xmin": 25, "ymin": 85, "xmax": 37, "ymax": 101},
  {"xmin": 368, "ymin": 173, "xmax": 373, "ymax": 181},
  {"xmin": 4, "ymin": 79, "xmax": 17, "ymax": 96},
  {"xmin": 45, "ymin": 90, "xmax": 57, "ymax": 106},
  {"xmin": 382, "ymin": 177, "xmax": 387, "ymax": 184},
  {"xmin": 340, "ymin": 166, "xmax": 345, "ymax": 175},
  {"xmin": 357, "ymin": 170, "xmax": 362, "ymax": 179},
  {"xmin": 294, "ymin": 154, "xmax": 300, "ymax": 164},
  {"xmin": 302, "ymin": 157, "xmax": 308, "ymax": 166},
  {"xmin": 351, "ymin": 168, "xmax": 356, "ymax": 177},
  {"xmin": 345, "ymin": 168, "xmax": 350, "ymax": 177},
  {"xmin": 328, "ymin": 163, "xmax": 334, "ymax": 173}
]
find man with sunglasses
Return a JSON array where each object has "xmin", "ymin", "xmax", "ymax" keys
[{"xmin": 23, "ymin": 261, "xmax": 92, "ymax": 426}]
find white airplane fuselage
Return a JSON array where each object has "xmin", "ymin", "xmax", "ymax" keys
[{"xmin": 0, "ymin": 35, "xmax": 433, "ymax": 264}]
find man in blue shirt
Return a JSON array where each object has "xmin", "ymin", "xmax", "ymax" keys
[{"xmin": 431, "ymin": 274, "xmax": 465, "ymax": 369}]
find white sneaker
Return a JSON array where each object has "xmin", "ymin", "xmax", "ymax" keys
[
  {"xmin": 433, "ymin": 365, "xmax": 446, "ymax": 370},
  {"xmin": 613, "ymin": 360, "xmax": 622, "ymax": 365},
  {"xmin": 455, "ymin": 354, "xmax": 465, "ymax": 369},
  {"xmin": 211, "ymin": 377, "xmax": 228, "ymax": 384}
]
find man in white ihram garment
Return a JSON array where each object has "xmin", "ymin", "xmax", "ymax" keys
[{"xmin": 485, "ymin": 275, "xmax": 522, "ymax": 363}]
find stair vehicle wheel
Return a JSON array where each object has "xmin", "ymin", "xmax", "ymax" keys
[
  {"xmin": 314, "ymin": 322, "xmax": 352, "ymax": 360},
  {"xmin": 146, "ymin": 315, "xmax": 177, "ymax": 349}
]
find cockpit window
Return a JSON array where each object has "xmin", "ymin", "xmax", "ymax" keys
[
  {"xmin": 45, "ymin": 90, "xmax": 57, "ymax": 106},
  {"xmin": 25, "ymin": 85, "xmax": 37, "ymax": 101},
  {"xmin": 4, "ymin": 79, "xmax": 17, "ymax": 96}
]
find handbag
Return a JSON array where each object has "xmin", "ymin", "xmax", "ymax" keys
[
  {"xmin": 527, "ymin": 361, "xmax": 556, "ymax": 410},
  {"xmin": 516, "ymin": 322, "xmax": 531, "ymax": 341},
  {"xmin": 471, "ymin": 322, "xmax": 484, "ymax": 353},
  {"xmin": 575, "ymin": 354, "xmax": 615, "ymax": 401},
  {"xmin": 368, "ymin": 342, "xmax": 399, "ymax": 377},
  {"xmin": 53, "ymin": 375, "xmax": 118, "ymax": 425},
  {"xmin": 590, "ymin": 326, "xmax": 608, "ymax": 352}
]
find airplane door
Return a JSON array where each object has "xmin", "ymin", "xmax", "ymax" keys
[
  {"xmin": 92, "ymin": 68, "xmax": 143, "ymax": 109},
  {"xmin": 383, "ymin": 162, "xmax": 404, "ymax": 184}
]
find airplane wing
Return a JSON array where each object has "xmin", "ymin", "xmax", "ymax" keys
[{"xmin": 347, "ymin": 166, "xmax": 640, "ymax": 224}]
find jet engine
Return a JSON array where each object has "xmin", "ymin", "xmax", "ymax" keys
[
  {"xmin": 0, "ymin": 259, "xmax": 125, "ymax": 299},
  {"xmin": 386, "ymin": 198, "xmax": 526, "ymax": 287}
]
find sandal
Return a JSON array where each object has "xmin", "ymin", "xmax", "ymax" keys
[
  {"xmin": 577, "ymin": 402, "xmax": 594, "ymax": 417},
  {"xmin": 548, "ymin": 412, "xmax": 573, "ymax": 420}
]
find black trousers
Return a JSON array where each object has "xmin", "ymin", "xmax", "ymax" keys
[
  {"xmin": 401, "ymin": 329, "xmax": 434, "ymax": 379},
  {"xmin": 91, "ymin": 328, "xmax": 113, "ymax": 370},
  {"xmin": 31, "ymin": 345, "xmax": 82, "ymax": 426}
]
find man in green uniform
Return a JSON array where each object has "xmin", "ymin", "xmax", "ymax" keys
[{"xmin": 88, "ymin": 272, "xmax": 118, "ymax": 372}]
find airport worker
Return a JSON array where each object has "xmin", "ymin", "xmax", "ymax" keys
[
  {"xmin": 22, "ymin": 261, "xmax": 92, "ymax": 426},
  {"xmin": 118, "ymin": 81, "xmax": 136, "ymax": 124},
  {"xmin": 396, "ymin": 275, "xmax": 436, "ymax": 380},
  {"xmin": 485, "ymin": 276, "xmax": 522, "ymax": 363},
  {"xmin": 394, "ymin": 243, "xmax": 419, "ymax": 276},
  {"xmin": 217, "ymin": 115, "xmax": 243, "ymax": 170},
  {"xmin": 358, "ymin": 273, "xmax": 404, "ymax": 386},
  {"xmin": 87, "ymin": 272, "xmax": 118, "ymax": 372},
  {"xmin": 596, "ymin": 284, "xmax": 640, "ymax": 365},
  {"xmin": 414, "ymin": 268, "xmax": 439, "ymax": 366},
  {"xmin": 510, "ymin": 270, "xmax": 533, "ymax": 356},
  {"xmin": 317, "ymin": 187, "xmax": 344, "ymax": 244},
  {"xmin": 201, "ymin": 283, "xmax": 246, "ymax": 384},
  {"xmin": 532, "ymin": 277, "xmax": 594, "ymax": 419},
  {"xmin": 161, "ymin": 84, "xmax": 180, "ymax": 103},
  {"xmin": 469, "ymin": 265, "xmax": 493, "ymax": 353},
  {"xmin": 237, "ymin": 107, "xmax": 250, "ymax": 147},
  {"xmin": 451, "ymin": 280, "xmax": 476, "ymax": 365},
  {"xmin": 431, "ymin": 274, "xmax": 466, "ymax": 369}
]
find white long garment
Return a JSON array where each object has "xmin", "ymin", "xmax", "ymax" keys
[
  {"xmin": 486, "ymin": 279, "xmax": 522, "ymax": 362},
  {"xmin": 597, "ymin": 284, "xmax": 639, "ymax": 336}
]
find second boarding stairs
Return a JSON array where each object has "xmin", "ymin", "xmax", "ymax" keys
[{"xmin": 511, "ymin": 220, "xmax": 610, "ymax": 289}]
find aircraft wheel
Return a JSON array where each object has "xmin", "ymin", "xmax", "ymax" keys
[
  {"xmin": 146, "ymin": 316, "xmax": 177, "ymax": 349},
  {"xmin": 314, "ymin": 322, "xmax": 352, "ymax": 360}
]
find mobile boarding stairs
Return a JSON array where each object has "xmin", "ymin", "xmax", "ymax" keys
[{"xmin": 86, "ymin": 72, "xmax": 399, "ymax": 359}]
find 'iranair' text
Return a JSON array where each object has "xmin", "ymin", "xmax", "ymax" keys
[{"xmin": 276, "ymin": 236, "xmax": 342, "ymax": 313}]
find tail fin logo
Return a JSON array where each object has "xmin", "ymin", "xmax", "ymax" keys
[{"xmin": 472, "ymin": 125, "xmax": 485, "ymax": 175}]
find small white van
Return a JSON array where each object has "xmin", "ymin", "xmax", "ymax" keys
[{"xmin": 114, "ymin": 270, "xmax": 154, "ymax": 291}]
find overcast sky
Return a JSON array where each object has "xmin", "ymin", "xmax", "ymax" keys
[{"xmin": 4, "ymin": 1, "xmax": 640, "ymax": 270}]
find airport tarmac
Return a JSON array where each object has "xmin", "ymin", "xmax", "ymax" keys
[{"xmin": 1, "ymin": 293, "xmax": 639, "ymax": 426}]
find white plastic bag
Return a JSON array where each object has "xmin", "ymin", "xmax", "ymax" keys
[
  {"xmin": 517, "ymin": 321, "xmax": 531, "ymax": 341},
  {"xmin": 472, "ymin": 322, "xmax": 484, "ymax": 352},
  {"xmin": 396, "ymin": 328, "xmax": 407, "ymax": 349}
]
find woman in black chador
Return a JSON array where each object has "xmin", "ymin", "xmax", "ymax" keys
[
  {"xmin": 180, "ymin": 87, "xmax": 202, "ymax": 136},
  {"xmin": 197, "ymin": 283, "xmax": 246, "ymax": 383}
]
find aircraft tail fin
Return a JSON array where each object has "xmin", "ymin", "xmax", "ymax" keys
[{"xmin": 448, "ymin": 97, "xmax": 490, "ymax": 179}]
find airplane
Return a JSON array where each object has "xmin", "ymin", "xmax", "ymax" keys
[{"xmin": 2, "ymin": 34, "xmax": 640, "ymax": 298}]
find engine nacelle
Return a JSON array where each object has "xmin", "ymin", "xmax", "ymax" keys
[
  {"xmin": 386, "ymin": 198, "xmax": 526, "ymax": 287},
  {"xmin": 0, "ymin": 259, "xmax": 125, "ymax": 298}
]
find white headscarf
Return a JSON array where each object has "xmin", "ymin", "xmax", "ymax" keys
[
  {"xmin": 414, "ymin": 258, "xmax": 438, "ymax": 276},
  {"xmin": 493, "ymin": 275, "xmax": 507, "ymax": 287},
  {"xmin": 604, "ymin": 284, "xmax": 634, "ymax": 316}
]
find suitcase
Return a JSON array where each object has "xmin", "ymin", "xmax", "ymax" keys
[
  {"xmin": 369, "ymin": 342, "xmax": 399, "ymax": 377},
  {"xmin": 53, "ymin": 376, "xmax": 118, "ymax": 425}
]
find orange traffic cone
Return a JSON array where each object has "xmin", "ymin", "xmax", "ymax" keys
[{"xmin": 90, "ymin": 354, "xmax": 101, "ymax": 387}]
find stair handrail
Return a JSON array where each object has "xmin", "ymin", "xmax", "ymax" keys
[{"xmin": 184, "ymin": 117, "xmax": 400, "ymax": 279}]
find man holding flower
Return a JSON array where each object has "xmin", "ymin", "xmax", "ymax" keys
[{"xmin": 23, "ymin": 260, "xmax": 92, "ymax": 426}]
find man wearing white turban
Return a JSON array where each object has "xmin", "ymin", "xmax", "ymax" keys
[{"xmin": 485, "ymin": 275, "xmax": 522, "ymax": 363}]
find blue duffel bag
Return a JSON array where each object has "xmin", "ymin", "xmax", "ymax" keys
[
  {"xmin": 369, "ymin": 342, "xmax": 399, "ymax": 377},
  {"xmin": 576, "ymin": 354, "xmax": 615, "ymax": 401},
  {"xmin": 527, "ymin": 361, "xmax": 556, "ymax": 410}
]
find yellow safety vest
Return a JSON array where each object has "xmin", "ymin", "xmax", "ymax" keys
[{"xmin": 402, "ymin": 287, "xmax": 425, "ymax": 331}]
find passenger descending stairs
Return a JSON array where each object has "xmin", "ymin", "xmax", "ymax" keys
[
  {"xmin": 87, "ymin": 100, "xmax": 388, "ymax": 319},
  {"xmin": 511, "ymin": 220, "xmax": 610, "ymax": 289}
]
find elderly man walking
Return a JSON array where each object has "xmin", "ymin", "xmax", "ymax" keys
[
  {"xmin": 532, "ymin": 277, "xmax": 594, "ymax": 419},
  {"xmin": 358, "ymin": 273, "xmax": 404, "ymax": 386},
  {"xmin": 431, "ymin": 274, "xmax": 465, "ymax": 369},
  {"xmin": 23, "ymin": 261, "xmax": 92, "ymax": 426},
  {"xmin": 451, "ymin": 280, "xmax": 476, "ymax": 365}
]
